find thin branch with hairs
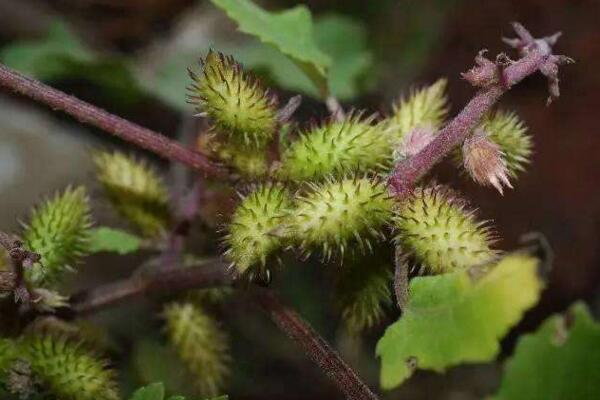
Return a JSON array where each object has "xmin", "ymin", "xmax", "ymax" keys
[
  {"xmin": 0, "ymin": 64, "xmax": 227, "ymax": 178},
  {"xmin": 389, "ymin": 23, "xmax": 573, "ymax": 197},
  {"xmin": 67, "ymin": 261, "xmax": 380, "ymax": 400},
  {"xmin": 253, "ymin": 288, "xmax": 379, "ymax": 400},
  {"xmin": 69, "ymin": 258, "xmax": 232, "ymax": 315}
]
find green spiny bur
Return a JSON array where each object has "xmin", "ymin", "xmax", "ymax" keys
[
  {"xmin": 288, "ymin": 176, "xmax": 393, "ymax": 260},
  {"xmin": 23, "ymin": 186, "xmax": 92, "ymax": 287},
  {"xmin": 163, "ymin": 302, "xmax": 230, "ymax": 397},
  {"xmin": 386, "ymin": 79, "xmax": 448, "ymax": 143},
  {"xmin": 94, "ymin": 151, "xmax": 170, "ymax": 238},
  {"xmin": 225, "ymin": 183, "xmax": 292, "ymax": 276},
  {"xmin": 187, "ymin": 50, "xmax": 278, "ymax": 147},
  {"xmin": 21, "ymin": 334, "xmax": 119, "ymax": 400},
  {"xmin": 277, "ymin": 114, "xmax": 393, "ymax": 181},
  {"xmin": 337, "ymin": 262, "xmax": 393, "ymax": 334},
  {"xmin": 394, "ymin": 185, "xmax": 498, "ymax": 274},
  {"xmin": 215, "ymin": 141, "xmax": 269, "ymax": 180},
  {"xmin": 482, "ymin": 110, "xmax": 532, "ymax": 178}
]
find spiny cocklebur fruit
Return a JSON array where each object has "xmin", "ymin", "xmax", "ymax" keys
[
  {"xmin": 462, "ymin": 130, "xmax": 513, "ymax": 195},
  {"xmin": 276, "ymin": 114, "xmax": 393, "ymax": 181},
  {"xmin": 163, "ymin": 302, "xmax": 229, "ymax": 397},
  {"xmin": 94, "ymin": 151, "xmax": 170, "ymax": 238},
  {"xmin": 22, "ymin": 186, "xmax": 92, "ymax": 287},
  {"xmin": 209, "ymin": 138, "xmax": 269, "ymax": 180},
  {"xmin": 484, "ymin": 111, "xmax": 532, "ymax": 177},
  {"xmin": 20, "ymin": 334, "xmax": 119, "ymax": 400},
  {"xmin": 394, "ymin": 185, "xmax": 499, "ymax": 274},
  {"xmin": 224, "ymin": 183, "xmax": 293, "ymax": 277},
  {"xmin": 458, "ymin": 111, "xmax": 533, "ymax": 194},
  {"xmin": 187, "ymin": 50, "xmax": 278, "ymax": 148},
  {"xmin": 336, "ymin": 261, "xmax": 393, "ymax": 334},
  {"xmin": 287, "ymin": 177, "xmax": 393, "ymax": 260},
  {"xmin": 385, "ymin": 79, "xmax": 449, "ymax": 159}
]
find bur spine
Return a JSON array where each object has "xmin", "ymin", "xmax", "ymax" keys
[
  {"xmin": 277, "ymin": 114, "xmax": 393, "ymax": 181},
  {"xmin": 94, "ymin": 151, "xmax": 170, "ymax": 238},
  {"xmin": 481, "ymin": 110, "xmax": 532, "ymax": 178},
  {"xmin": 337, "ymin": 263, "xmax": 392, "ymax": 334},
  {"xmin": 394, "ymin": 185, "xmax": 498, "ymax": 274},
  {"xmin": 187, "ymin": 51, "xmax": 278, "ymax": 147},
  {"xmin": 386, "ymin": 79, "xmax": 448, "ymax": 144},
  {"xmin": 163, "ymin": 302, "xmax": 229, "ymax": 397},
  {"xmin": 287, "ymin": 177, "xmax": 393, "ymax": 260},
  {"xmin": 23, "ymin": 186, "xmax": 92, "ymax": 286},
  {"xmin": 225, "ymin": 183, "xmax": 292, "ymax": 276},
  {"xmin": 22, "ymin": 334, "xmax": 119, "ymax": 400}
]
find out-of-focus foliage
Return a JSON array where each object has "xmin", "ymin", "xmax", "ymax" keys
[
  {"xmin": 237, "ymin": 14, "xmax": 374, "ymax": 100},
  {"xmin": 336, "ymin": 262, "xmax": 393, "ymax": 334},
  {"xmin": 376, "ymin": 254, "xmax": 543, "ymax": 389},
  {"xmin": 88, "ymin": 227, "xmax": 143, "ymax": 255},
  {"xmin": 493, "ymin": 302, "xmax": 600, "ymax": 400},
  {"xmin": 211, "ymin": 0, "xmax": 331, "ymax": 94},
  {"xmin": 1, "ymin": 21, "xmax": 143, "ymax": 105},
  {"xmin": 129, "ymin": 381, "xmax": 228, "ymax": 400},
  {"xmin": 93, "ymin": 151, "xmax": 171, "ymax": 238},
  {"xmin": 145, "ymin": 12, "xmax": 375, "ymax": 109},
  {"xmin": 163, "ymin": 302, "xmax": 230, "ymax": 397},
  {"xmin": 1, "ymin": 8, "xmax": 375, "ymax": 111}
]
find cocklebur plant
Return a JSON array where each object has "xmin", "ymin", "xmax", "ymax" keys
[{"xmin": 0, "ymin": 3, "xmax": 577, "ymax": 399}]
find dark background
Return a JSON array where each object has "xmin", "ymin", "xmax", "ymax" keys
[{"xmin": 0, "ymin": 1, "xmax": 597, "ymax": 399}]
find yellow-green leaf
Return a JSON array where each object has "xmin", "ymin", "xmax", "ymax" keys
[
  {"xmin": 376, "ymin": 253, "xmax": 543, "ymax": 389},
  {"xmin": 88, "ymin": 227, "xmax": 142, "ymax": 255}
]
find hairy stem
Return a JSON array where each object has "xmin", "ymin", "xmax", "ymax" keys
[
  {"xmin": 253, "ymin": 289, "xmax": 379, "ymax": 400},
  {"xmin": 70, "ymin": 258, "xmax": 232, "ymax": 315},
  {"xmin": 0, "ymin": 63, "xmax": 226, "ymax": 177},
  {"xmin": 68, "ymin": 261, "xmax": 380, "ymax": 400},
  {"xmin": 390, "ymin": 53, "xmax": 541, "ymax": 196}
]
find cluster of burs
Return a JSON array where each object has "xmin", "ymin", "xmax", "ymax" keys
[{"xmin": 190, "ymin": 51, "xmax": 532, "ymax": 290}]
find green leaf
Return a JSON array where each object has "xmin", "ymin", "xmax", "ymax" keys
[
  {"xmin": 376, "ymin": 253, "xmax": 544, "ymax": 389},
  {"xmin": 238, "ymin": 14, "xmax": 373, "ymax": 100},
  {"xmin": 312, "ymin": 15, "xmax": 373, "ymax": 99},
  {"xmin": 88, "ymin": 227, "xmax": 143, "ymax": 255},
  {"xmin": 211, "ymin": 0, "xmax": 331, "ymax": 95},
  {"xmin": 130, "ymin": 383, "xmax": 165, "ymax": 400},
  {"xmin": 493, "ymin": 302, "xmax": 600, "ymax": 400},
  {"xmin": 1, "ymin": 20, "xmax": 143, "ymax": 105}
]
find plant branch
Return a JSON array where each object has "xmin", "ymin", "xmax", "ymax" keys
[
  {"xmin": 69, "ymin": 258, "xmax": 232, "ymax": 315},
  {"xmin": 252, "ymin": 288, "xmax": 379, "ymax": 400},
  {"xmin": 389, "ymin": 23, "xmax": 572, "ymax": 197},
  {"xmin": 67, "ymin": 259, "xmax": 379, "ymax": 400},
  {"xmin": 0, "ymin": 63, "xmax": 227, "ymax": 178}
]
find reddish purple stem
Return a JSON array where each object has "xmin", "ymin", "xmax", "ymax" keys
[
  {"xmin": 390, "ymin": 23, "xmax": 570, "ymax": 197},
  {"xmin": 0, "ymin": 63, "xmax": 226, "ymax": 178}
]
